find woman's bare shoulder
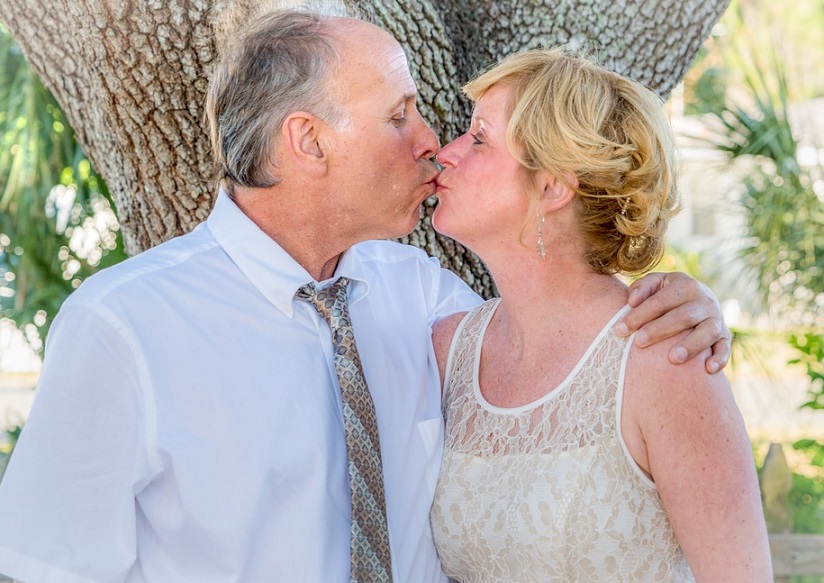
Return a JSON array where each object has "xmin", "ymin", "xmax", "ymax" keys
[
  {"xmin": 433, "ymin": 312, "xmax": 468, "ymax": 356},
  {"xmin": 432, "ymin": 311, "xmax": 469, "ymax": 386}
]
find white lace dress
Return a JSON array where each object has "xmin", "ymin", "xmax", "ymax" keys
[{"xmin": 430, "ymin": 299, "xmax": 694, "ymax": 582}]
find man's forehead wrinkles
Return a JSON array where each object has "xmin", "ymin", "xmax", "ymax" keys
[{"xmin": 384, "ymin": 44, "xmax": 412, "ymax": 73}]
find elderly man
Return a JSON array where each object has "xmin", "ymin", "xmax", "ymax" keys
[{"xmin": 0, "ymin": 8, "xmax": 729, "ymax": 583}]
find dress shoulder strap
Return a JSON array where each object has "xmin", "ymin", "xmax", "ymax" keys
[{"xmin": 441, "ymin": 298, "xmax": 500, "ymax": 409}]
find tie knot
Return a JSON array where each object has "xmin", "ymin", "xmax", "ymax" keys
[{"xmin": 295, "ymin": 277, "xmax": 350, "ymax": 325}]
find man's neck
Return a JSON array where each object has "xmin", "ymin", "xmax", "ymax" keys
[{"xmin": 231, "ymin": 186, "xmax": 346, "ymax": 282}]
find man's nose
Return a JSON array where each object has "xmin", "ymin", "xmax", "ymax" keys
[{"xmin": 417, "ymin": 124, "xmax": 440, "ymax": 161}]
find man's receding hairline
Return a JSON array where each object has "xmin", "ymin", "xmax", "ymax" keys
[{"xmin": 325, "ymin": 16, "xmax": 398, "ymax": 49}]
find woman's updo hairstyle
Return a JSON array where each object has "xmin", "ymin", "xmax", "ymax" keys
[{"xmin": 463, "ymin": 47, "xmax": 680, "ymax": 275}]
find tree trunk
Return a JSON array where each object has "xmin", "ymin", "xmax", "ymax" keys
[{"xmin": 2, "ymin": 0, "xmax": 729, "ymax": 298}]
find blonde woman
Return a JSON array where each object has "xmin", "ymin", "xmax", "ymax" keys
[{"xmin": 429, "ymin": 49, "xmax": 772, "ymax": 581}]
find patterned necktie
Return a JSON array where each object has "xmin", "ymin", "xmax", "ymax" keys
[{"xmin": 296, "ymin": 277, "xmax": 393, "ymax": 582}]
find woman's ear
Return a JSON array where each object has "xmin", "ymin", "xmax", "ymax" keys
[
  {"xmin": 537, "ymin": 170, "xmax": 578, "ymax": 212},
  {"xmin": 283, "ymin": 112, "xmax": 327, "ymax": 175}
]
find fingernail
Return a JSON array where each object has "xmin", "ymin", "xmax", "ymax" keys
[
  {"xmin": 708, "ymin": 361, "xmax": 719, "ymax": 374},
  {"xmin": 672, "ymin": 347, "xmax": 687, "ymax": 363},
  {"xmin": 615, "ymin": 322, "xmax": 628, "ymax": 336},
  {"xmin": 634, "ymin": 331, "xmax": 648, "ymax": 346}
]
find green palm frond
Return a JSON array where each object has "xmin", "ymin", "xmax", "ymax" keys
[{"xmin": 696, "ymin": 5, "xmax": 824, "ymax": 319}]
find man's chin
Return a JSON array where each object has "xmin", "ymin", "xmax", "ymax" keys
[{"xmin": 391, "ymin": 207, "xmax": 424, "ymax": 240}]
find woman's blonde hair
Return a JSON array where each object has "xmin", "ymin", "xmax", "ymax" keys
[{"xmin": 464, "ymin": 47, "xmax": 680, "ymax": 275}]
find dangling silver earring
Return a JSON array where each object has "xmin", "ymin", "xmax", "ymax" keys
[{"xmin": 537, "ymin": 215, "xmax": 546, "ymax": 259}]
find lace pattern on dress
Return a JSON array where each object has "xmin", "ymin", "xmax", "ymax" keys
[{"xmin": 430, "ymin": 299, "xmax": 694, "ymax": 582}]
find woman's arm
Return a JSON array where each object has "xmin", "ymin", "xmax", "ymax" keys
[{"xmin": 622, "ymin": 334, "xmax": 773, "ymax": 582}]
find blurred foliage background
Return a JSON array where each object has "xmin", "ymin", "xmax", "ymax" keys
[
  {"xmin": 673, "ymin": 0, "xmax": 824, "ymax": 549},
  {"xmin": 0, "ymin": 23, "xmax": 125, "ymax": 351}
]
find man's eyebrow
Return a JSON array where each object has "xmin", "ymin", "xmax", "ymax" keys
[{"xmin": 389, "ymin": 92, "xmax": 417, "ymax": 110}]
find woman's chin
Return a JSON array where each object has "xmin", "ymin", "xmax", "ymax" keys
[{"xmin": 431, "ymin": 208, "xmax": 450, "ymax": 237}]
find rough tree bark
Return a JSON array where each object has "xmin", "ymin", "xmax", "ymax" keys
[{"xmin": 2, "ymin": 0, "xmax": 729, "ymax": 298}]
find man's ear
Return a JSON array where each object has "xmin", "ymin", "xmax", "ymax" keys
[
  {"xmin": 283, "ymin": 112, "xmax": 327, "ymax": 174},
  {"xmin": 537, "ymin": 169, "xmax": 578, "ymax": 212}
]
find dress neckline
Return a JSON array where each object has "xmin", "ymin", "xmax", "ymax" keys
[{"xmin": 471, "ymin": 299, "xmax": 631, "ymax": 415}]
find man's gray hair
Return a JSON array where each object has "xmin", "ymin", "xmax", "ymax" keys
[{"xmin": 207, "ymin": 3, "xmax": 368, "ymax": 191}]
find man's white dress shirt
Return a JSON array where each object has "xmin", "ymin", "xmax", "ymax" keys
[{"xmin": 0, "ymin": 192, "xmax": 481, "ymax": 583}]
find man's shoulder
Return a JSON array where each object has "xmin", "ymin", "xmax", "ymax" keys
[
  {"xmin": 349, "ymin": 240, "xmax": 479, "ymax": 316},
  {"xmin": 68, "ymin": 225, "xmax": 218, "ymax": 306},
  {"xmin": 351, "ymin": 239, "xmax": 432, "ymax": 264},
  {"xmin": 349, "ymin": 240, "xmax": 446, "ymax": 290}
]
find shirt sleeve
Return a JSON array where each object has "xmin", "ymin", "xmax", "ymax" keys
[
  {"xmin": 425, "ymin": 256, "xmax": 484, "ymax": 326},
  {"xmin": 0, "ymin": 300, "xmax": 158, "ymax": 583}
]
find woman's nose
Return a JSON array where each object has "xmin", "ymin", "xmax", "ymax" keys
[{"xmin": 436, "ymin": 136, "xmax": 463, "ymax": 168}]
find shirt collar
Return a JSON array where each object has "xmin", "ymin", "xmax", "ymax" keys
[{"xmin": 206, "ymin": 190, "xmax": 370, "ymax": 317}]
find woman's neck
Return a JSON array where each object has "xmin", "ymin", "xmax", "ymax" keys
[{"xmin": 483, "ymin": 247, "xmax": 628, "ymax": 356}]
